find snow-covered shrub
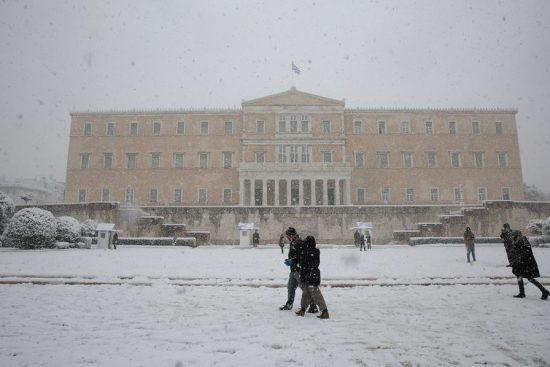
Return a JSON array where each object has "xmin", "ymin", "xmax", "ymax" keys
[
  {"xmin": 80, "ymin": 219, "xmax": 98, "ymax": 237},
  {"xmin": 2, "ymin": 207, "xmax": 57, "ymax": 249},
  {"xmin": 0, "ymin": 191, "xmax": 15, "ymax": 234},
  {"xmin": 526, "ymin": 219, "xmax": 545, "ymax": 235},
  {"xmin": 56, "ymin": 216, "xmax": 82, "ymax": 243}
]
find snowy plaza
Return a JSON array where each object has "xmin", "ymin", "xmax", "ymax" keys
[{"xmin": 1, "ymin": 243, "xmax": 549, "ymax": 366}]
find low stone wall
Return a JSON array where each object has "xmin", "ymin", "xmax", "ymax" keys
[{"xmin": 19, "ymin": 201, "xmax": 550, "ymax": 245}]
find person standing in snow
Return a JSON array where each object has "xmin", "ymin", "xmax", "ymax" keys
[
  {"xmin": 112, "ymin": 232, "xmax": 118, "ymax": 250},
  {"xmin": 278, "ymin": 234, "xmax": 285, "ymax": 254},
  {"xmin": 500, "ymin": 223, "xmax": 514, "ymax": 267},
  {"xmin": 295, "ymin": 236, "xmax": 330, "ymax": 319},
  {"xmin": 252, "ymin": 230, "xmax": 260, "ymax": 247},
  {"xmin": 510, "ymin": 230, "xmax": 549, "ymax": 300},
  {"xmin": 365, "ymin": 231, "xmax": 372, "ymax": 250},
  {"xmin": 279, "ymin": 227, "xmax": 317, "ymax": 313},
  {"xmin": 359, "ymin": 233, "xmax": 366, "ymax": 251},
  {"xmin": 464, "ymin": 227, "xmax": 476, "ymax": 262},
  {"xmin": 354, "ymin": 230, "xmax": 360, "ymax": 247}
]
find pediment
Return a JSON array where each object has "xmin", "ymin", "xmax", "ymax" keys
[{"xmin": 242, "ymin": 87, "xmax": 344, "ymax": 107}]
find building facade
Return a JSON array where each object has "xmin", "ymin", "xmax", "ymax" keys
[{"xmin": 65, "ymin": 88, "xmax": 524, "ymax": 206}]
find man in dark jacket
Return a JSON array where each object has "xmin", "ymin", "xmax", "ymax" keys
[
  {"xmin": 500, "ymin": 223, "xmax": 514, "ymax": 266},
  {"xmin": 252, "ymin": 230, "xmax": 260, "ymax": 247},
  {"xmin": 279, "ymin": 227, "xmax": 317, "ymax": 312},
  {"xmin": 510, "ymin": 230, "xmax": 549, "ymax": 300},
  {"xmin": 295, "ymin": 236, "xmax": 330, "ymax": 319}
]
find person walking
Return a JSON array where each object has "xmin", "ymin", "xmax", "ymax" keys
[
  {"xmin": 365, "ymin": 231, "xmax": 372, "ymax": 250},
  {"xmin": 500, "ymin": 223, "xmax": 514, "ymax": 267},
  {"xmin": 112, "ymin": 232, "xmax": 118, "ymax": 250},
  {"xmin": 464, "ymin": 226, "xmax": 476, "ymax": 262},
  {"xmin": 278, "ymin": 234, "xmax": 285, "ymax": 254},
  {"xmin": 359, "ymin": 233, "xmax": 366, "ymax": 251},
  {"xmin": 510, "ymin": 230, "xmax": 550, "ymax": 300},
  {"xmin": 354, "ymin": 230, "xmax": 360, "ymax": 247},
  {"xmin": 252, "ymin": 230, "xmax": 260, "ymax": 247},
  {"xmin": 295, "ymin": 236, "xmax": 330, "ymax": 319},
  {"xmin": 280, "ymin": 227, "xmax": 317, "ymax": 313}
]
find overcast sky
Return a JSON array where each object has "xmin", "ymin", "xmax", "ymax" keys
[{"xmin": 1, "ymin": 0, "xmax": 549, "ymax": 191}]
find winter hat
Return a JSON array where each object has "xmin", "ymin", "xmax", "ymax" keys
[
  {"xmin": 503, "ymin": 223, "xmax": 510, "ymax": 229},
  {"xmin": 285, "ymin": 227, "xmax": 297, "ymax": 236},
  {"xmin": 304, "ymin": 235, "xmax": 316, "ymax": 248}
]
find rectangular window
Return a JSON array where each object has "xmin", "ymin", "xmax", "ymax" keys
[
  {"xmin": 84, "ymin": 123, "xmax": 92, "ymax": 136},
  {"xmin": 290, "ymin": 146, "xmax": 298, "ymax": 163},
  {"xmin": 223, "ymin": 188, "xmax": 232, "ymax": 204},
  {"xmin": 448, "ymin": 121, "xmax": 457, "ymax": 136},
  {"xmin": 497, "ymin": 152, "xmax": 508, "ymax": 168},
  {"xmin": 300, "ymin": 114, "xmax": 309, "ymax": 133},
  {"xmin": 106, "ymin": 122, "xmax": 115, "ymax": 136},
  {"xmin": 256, "ymin": 120, "xmax": 265, "ymax": 133},
  {"xmin": 472, "ymin": 121, "xmax": 480, "ymax": 135},
  {"xmin": 401, "ymin": 121, "xmax": 411, "ymax": 134},
  {"xmin": 300, "ymin": 145, "xmax": 310, "ymax": 163},
  {"xmin": 200, "ymin": 121, "xmax": 209, "ymax": 135},
  {"xmin": 149, "ymin": 189, "xmax": 158, "ymax": 203},
  {"xmin": 474, "ymin": 152, "xmax": 484, "ymax": 168},
  {"xmin": 501, "ymin": 187, "xmax": 510, "ymax": 200},
  {"xmin": 223, "ymin": 152, "xmax": 233, "ymax": 168},
  {"xmin": 255, "ymin": 152, "xmax": 266, "ymax": 163},
  {"xmin": 406, "ymin": 188, "xmax": 415, "ymax": 203},
  {"xmin": 354, "ymin": 120, "xmax": 362, "ymax": 134},
  {"xmin": 495, "ymin": 121, "xmax": 503, "ymax": 135},
  {"xmin": 290, "ymin": 115, "xmax": 298, "ymax": 132},
  {"xmin": 177, "ymin": 121, "xmax": 185, "ymax": 135},
  {"xmin": 322, "ymin": 120, "xmax": 331, "ymax": 134},
  {"xmin": 199, "ymin": 153, "xmax": 209, "ymax": 169},
  {"xmin": 402, "ymin": 152, "xmax": 413, "ymax": 168},
  {"xmin": 323, "ymin": 151, "xmax": 332, "ymax": 163},
  {"xmin": 173, "ymin": 153, "xmax": 184, "ymax": 169},
  {"xmin": 278, "ymin": 116, "xmax": 286, "ymax": 133},
  {"xmin": 478, "ymin": 187, "xmax": 487, "ymax": 201},
  {"xmin": 377, "ymin": 152, "xmax": 389, "ymax": 168},
  {"xmin": 357, "ymin": 188, "xmax": 366, "ymax": 204},
  {"xmin": 224, "ymin": 121, "xmax": 233, "ymax": 135},
  {"xmin": 78, "ymin": 189, "xmax": 86, "ymax": 202},
  {"xmin": 80, "ymin": 153, "xmax": 90, "ymax": 169},
  {"xmin": 454, "ymin": 187, "xmax": 464, "ymax": 203},
  {"xmin": 427, "ymin": 152, "xmax": 437, "ymax": 168},
  {"xmin": 198, "ymin": 188, "xmax": 207, "ymax": 204},
  {"xmin": 103, "ymin": 153, "xmax": 113, "ymax": 169},
  {"xmin": 125, "ymin": 186, "xmax": 134, "ymax": 203},
  {"xmin": 430, "ymin": 188, "xmax": 440, "ymax": 202},
  {"xmin": 381, "ymin": 187, "xmax": 390, "ymax": 204},
  {"xmin": 377, "ymin": 121, "xmax": 386, "ymax": 135},
  {"xmin": 425, "ymin": 121, "xmax": 433, "ymax": 135},
  {"xmin": 127, "ymin": 153, "xmax": 137, "ymax": 169},
  {"xmin": 130, "ymin": 122, "xmax": 138, "ymax": 136},
  {"xmin": 278, "ymin": 145, "xmax": 287, "ymax": 163},
  {"xmin": 174, "ymin": 189, "xmax": 182, "ymax": 203},
  {"xmin": 450, "ymin": 152, "xmax": 461, "ymax": 168},
  {"xmin": 151, "ymin": 153, "xmax": 161, "ymax": 169},
  {"xmin": 153, "ymin": 121, "xmax": 161, "ymax": 136},
  {"xmin": 101, "ymin": 188, "xmax": 110, "ymax": 202},
  {"xmin": 355, "ymin": 152, "xmax": 365, "ymax": 168}
]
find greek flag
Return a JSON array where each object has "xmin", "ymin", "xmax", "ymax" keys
[{"xmin": 291, "ymin": 61, "xmax": 301, "ymax": 75}]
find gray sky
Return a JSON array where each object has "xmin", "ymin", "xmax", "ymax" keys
[{"xmin": 1, "ymin": 0, "xmax": 549, "ymax": 191}]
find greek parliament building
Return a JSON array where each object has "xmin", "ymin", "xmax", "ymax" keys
[{"xmin": 65, "ymin": 87, "xmax": 524, "ymax": 207}]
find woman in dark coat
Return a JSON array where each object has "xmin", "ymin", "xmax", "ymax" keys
[
  {"xmin": 295, "ymin": 236, "xmax": 330, "ymax": 319},
  {"xmin": 510, "ymin": 230, "xmax": 549, "ymax": 300}
]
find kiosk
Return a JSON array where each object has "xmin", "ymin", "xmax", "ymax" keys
[
  {"xmin": 351, "ymin": 222, "xmax": 374, "ymax": 246},
  {"xmin": 96, "ymin": 223, "xmax": 118, "ymax": 249},
  {"xmin": 238, "ymin": 222, "xmax": 258, "ymax": 247}
]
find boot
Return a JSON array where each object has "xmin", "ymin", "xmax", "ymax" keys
[
  {"xmin": 317, "ymin": 309, "xmax": 329, "ymax": 319},
  {"xmin": 542, "ymin": 290, "xmax": 550, "ymax": 300},
  {"xmin": 307, "ymin": 304, "xmax": 318, "ymax": 313},
  {"xmin": 279, "ymin": 303, "xmax": 292, "ymax": 310},
  {"xmin": 514, "ymin": 279, "xmax": 525, "ymax": 298},
  {"xmin": 529, "ymin": 279, "xmax": 550, "ymax": 300},
  {"xmin": 295, "ymin": 308, "xmax": 305, "ymax": 316}
]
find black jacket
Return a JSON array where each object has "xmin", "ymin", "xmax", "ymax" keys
[
  {"xmin": 299, "ymin": 238, "xmax": 321, "ymax": 286},
  {"xmin": 252, "ymin": 232, "xmax": 260, "ymax": 244},
  {"xmin": 500, "ymin": 228, "xmax": 514, "ymax": 262},
  {"xmin": 287, "ymin": 235, "xmax": 303, "ymax": 272},
  {"xmin": 511, "ymin": 236, "xmax": 540, "ymax": 279}
]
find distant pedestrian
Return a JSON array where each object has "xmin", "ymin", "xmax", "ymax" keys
[
  {"xmin": 464, "ymin": 227, "xmax": 476, "ymax": 262},
  {"xmin": 295, "ymin": 236, "xmax": 330, "ymax": 319},
  {"xmin": 359, "ymin": 233, "xmax": 366, "ymax": 251},
  {"xmin": 510, "ymin": 230, "xmax": 549, "ymax": 300},
  {"xmin": 365, "ymin": 231, "xmax": 372, "ymax": 250},
  {"xmin": 252, "ymin": 230, "xmax": 260, "ymax": 247},
  {"xmin": 500, "ymin": 223, "xmax": 514, "ymax": 267},
  {"xmin": 354, "ymin": 230, "xmax": 360, "ymax": 247},
  {"xmin": 279, "ymin": 234, "xmax": 285, "ymax": 254}
]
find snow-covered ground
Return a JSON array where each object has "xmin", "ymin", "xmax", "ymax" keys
[{"xmin": 1, "ymin": 244, "xmax": 549, "ymax": 366}]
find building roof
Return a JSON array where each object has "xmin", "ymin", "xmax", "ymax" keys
[{"xmin": 242, "ymin": 87, "xmax": 345, "ymax": 107}]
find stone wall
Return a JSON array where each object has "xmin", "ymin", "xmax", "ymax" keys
[{"xmin": 18, "ymin": 201, "xmax": 550, "ymax": 245}]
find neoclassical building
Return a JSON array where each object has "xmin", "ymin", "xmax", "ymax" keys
[{"xmin": 65, "ymin": 88, "xmax": 524, "ymax": 206}]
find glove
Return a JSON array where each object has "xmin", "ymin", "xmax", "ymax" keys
[{"xmin": 284, "ymin": 259, "xmax": 293, "ymax": 267}]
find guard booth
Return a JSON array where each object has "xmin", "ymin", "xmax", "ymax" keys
[
  {"xmin": 238, "ymin": 222, "xmax": 258, "ymax": 247},
  {"xmin": 351, "ymin": 222, "xmax": 374, "ymax": 246},
  {"xmin": 96, "ymin": 223, "xmax": 118, "ymax": 249}
]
